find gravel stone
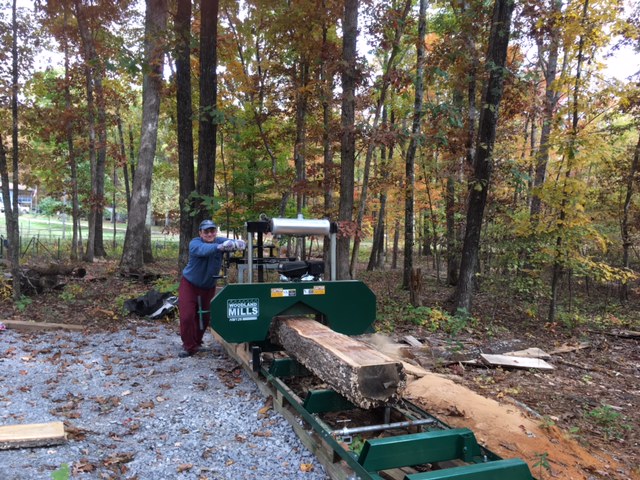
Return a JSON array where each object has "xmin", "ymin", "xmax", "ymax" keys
[{"xmin": 0, "ymin": 322, "xmax": 329, "ymax": 479}]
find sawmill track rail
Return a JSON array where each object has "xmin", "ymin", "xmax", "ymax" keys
[{"xmin": 213, "ymin": 333, "xmax": 536, "ymax": 480}]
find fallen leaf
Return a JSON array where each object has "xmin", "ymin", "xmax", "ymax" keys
[
  {"xmin": 300, "ymin": 463, "xmax": 314, "ymax": 472},
  {"xmin": 103, "ymin": 452, "xmax": 134, "ymax": 465},
  {"xmin": 72, "ymin": 460, "xmax": 96, "ymax": 474},
  {"xmin": 176, "ymin": 464, "xmax": 193, "ymax": 473}
]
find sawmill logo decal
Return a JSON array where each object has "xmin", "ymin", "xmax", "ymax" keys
[{"xmin": 227, "ymin": 298, "xmax": 259, "ymax": 321}]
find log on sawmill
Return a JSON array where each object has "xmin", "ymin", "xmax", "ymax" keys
[{"xmin": 272, "ymin": 317, "xmax": 406, "ymax": 409}]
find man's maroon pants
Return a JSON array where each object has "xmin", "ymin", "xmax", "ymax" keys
[{"xmin": 178, "ymin": 277, "xmax": 216, "ymax": 354}]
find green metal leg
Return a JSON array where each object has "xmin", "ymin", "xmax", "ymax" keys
[{"xmin": 403, "ymin": 459, "xmax": 533, "ymax": 480}]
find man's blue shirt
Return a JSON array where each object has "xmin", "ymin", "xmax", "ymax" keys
[{"xmin": 182, "ymin": 236, "xmax": 229, "ymax": 289}]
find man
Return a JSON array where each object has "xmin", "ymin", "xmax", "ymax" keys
[{"xmin": 178, "ymin": 219, "xmax": 245, "ymax": 357}]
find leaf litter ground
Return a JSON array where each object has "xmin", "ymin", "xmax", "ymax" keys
[{"xmin": 0, "ymin": 258, "xmax": 638, "ymax": 479}]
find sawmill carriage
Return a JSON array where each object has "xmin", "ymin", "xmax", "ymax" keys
[{"xmin": 207, "ymin": 216, "xmax": 536, "ymax": 480}]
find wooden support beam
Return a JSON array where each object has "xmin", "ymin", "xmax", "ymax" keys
[
  {"xmin": 0, "ymin": 422, "xmax": 66, "ymax": 450},
  {"xmin": 272, "ymin": 318, "xmax": 405, "ymax": 409},
  {"xmin": 2, "ymin": 320, "xmax": 84, "ymax": 332}
]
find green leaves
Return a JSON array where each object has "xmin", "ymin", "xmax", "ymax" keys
[{"xmin": 51, "ymin": 463, "xmax": 70, "ymax": 480}]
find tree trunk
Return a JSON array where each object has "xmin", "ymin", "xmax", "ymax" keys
[
  {"xmin": 116, "ymin": 114, "xmax": 131, "ymax": 213},
  {"xmin": 73, "ymin": 0, "xmax": 107, "ymax": 259},
  {"xmin": 294, "ymin": 59, "xmax": 309, "ymax": 217},
  {"xmin": 175, "ymin": 0, "xmax": 196, "ymax": 270},
  {"xmin": 445, "ymin": 175, "xmax": 459, "ymax": 285},
  {"xmin": 196, "ymin": 0, "xmax": 219, "ymax": 227},
  {"xmin": 93, "ymin": 68, "xmax": 107, "ymax": 258},
  {"xmin": 392, "ymin": 218, "xmax": 400, "ymax": 269},
  {"xmin": 120, "ymin": 0, "xmax": 167, "ymax": 272},
  {"xmin": 272, "ymin": 318, "xmax": 405, "ymax": 409},
  {"xmin": 409, "ymin": 267, "xmax": 422, "ymax": 307},
  {"xmin": 321, "ymin": 4, "xmax": 334, "ymax": 275},
  {"xmin": 61, "ymin": 6, "xmax": 80, "ymax": 262},
  {"xmin": 403, "ymin": 0, "xmax": 427, "ymax": 289},
  {"xmin": 368, "ymin": 108, "xmax": 396, "ymax": 271},
  {"xmin": 0, "ymin": 135, "xmax": 21, "ymax": 301},
  {"xmin": 337, "ymin": 0, "xmax": 358, "ymax": 280},
  {"xmin": 74, "ymin": 0, "xmax": 97, "ymax": 262},
  {"xmin": 455, "ymin": 0, "xmax": 515, "ymax": 313},
  {"xmin": 5, "ymin": 0, "xmax": 21, "ymax": 300},
  {"xmin": 620, "ymin": 132, "xmax": 640, "ymax": 302}
]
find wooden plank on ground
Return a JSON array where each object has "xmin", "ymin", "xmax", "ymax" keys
[
  {"xmin": 2, "ymin": 320, "xmax": 84, "ymax": 332},
  {"xmin": 479, "ymin": 354, "xmax": 554, "ymax": 370},
  {"xmin": 272, "ymin": 318, "xmax": 406, "ymax": 409},
  {"xmin": 549, "ymin": 342, "xmax": 590, "ymax": 354},
  {"xmin": 403, "ymin": 335, "xmax": 423, "ymax": 347},
  {"xmin": 504, "ymin": 347, "xmax": 551, "ymax": 359},
  {"xmin": 0, "ymin": 422, "xmax": 66, "ymax": 450}
]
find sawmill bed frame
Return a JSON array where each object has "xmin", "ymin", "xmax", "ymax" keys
[{"xmin": 212, "ymin": 332, "xmax": 535, "ymax": 480}]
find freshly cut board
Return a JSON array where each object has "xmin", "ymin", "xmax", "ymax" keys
[
  {"xmin": 272, "ymin": 317, "xmax": 406, "ymax": 409},
  {"xmin": 480, "ymin": 353, "xmax": 554, "ymax": 370},
  {"xmin": 0, "ymin": 422, "xmax": 66, "ymax": 450}
]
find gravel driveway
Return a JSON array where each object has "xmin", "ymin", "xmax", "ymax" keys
[{"xmin": 0, "ymin": 322, "xmax": 328, "ymax": 479}]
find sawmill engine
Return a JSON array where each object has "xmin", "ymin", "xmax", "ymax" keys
[{"xmin": 277, "ymin": 260, "xmax": 324, "ymax": 282}]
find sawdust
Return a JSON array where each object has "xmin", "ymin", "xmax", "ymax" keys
[{"xmin": 405, "ymin": 373, "xmax": 634, "ymax": 480}]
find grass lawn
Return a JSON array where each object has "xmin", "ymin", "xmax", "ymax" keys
[{"xmin": 0, "ymin": 214, "xmax": 177, "ymax": 243}]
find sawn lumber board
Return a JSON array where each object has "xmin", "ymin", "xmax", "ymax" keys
[
  {"xmin": 480, "ymin": 353, "xmax": 554, "ymax": 370},
  {"xmin": 0, "ymin": 422, "xmax": 66, "ymax": 450},
  {"xmin": 2, "ymin": 320, "xmax": 84, "ymax": 332}
]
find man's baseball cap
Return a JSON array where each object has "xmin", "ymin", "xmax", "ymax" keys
[{"xmin": 199, "ymin": 220, "xmax": 217, "ymax": 230}]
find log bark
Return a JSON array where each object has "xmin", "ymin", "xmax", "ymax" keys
[
  {"xmin": 272, "ymin": 318, "xmax": 405, "ymax": 409},
  {"xmin": 6, "ymin": 263, "xmax": 86, "ymax": 294}
]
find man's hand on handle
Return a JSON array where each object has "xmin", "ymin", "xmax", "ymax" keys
[{"xmin": 220, "ymin": 239, "xmax": 246, "ymax": 252}]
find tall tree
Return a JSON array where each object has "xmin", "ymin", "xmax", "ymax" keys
[
  {"xmin": 548, "ymin": 0, "xmax": 589, "ymax": 323},
  {"xmin": 455, "ymin": 0, "xmax": 515, "ymax": 313},
  {"xmin": 120, "ymin": 0, "xmax": 167, "ymax": 271},
  {"xmin": 528, "ymin": 0, "xmax": 563, "ymax": 220},
  {"xmin": 337, "ymin": 0, "xmax": 358, "ymax": 279},
  {"xmin": 175, "ymin": 0, "xmax": 196, "ymax": 270},
  {"xmin": 196, "ymin": 0, "xmax": 219, "ymax": 227},
  {"xmin": 351, "ymin": 0, "xmax": 412, "ymax": 277},
  {"xmin": 73, "ymin": 0, "xmax": 108, "ymax": 260},
  {"xmin": 621, "ymin": 132, "xmax": 640, "ymax": 301},
  {"xmin": 402, "ymin": 0, "xmax": 427, "ymax": 291},
  {"xmin": 62, "ymin": 5, "xmax": 80, "ymax": 262},
  {"xmin": 0, "ymin": 0, "xmax": 22, "ymax": 300}
]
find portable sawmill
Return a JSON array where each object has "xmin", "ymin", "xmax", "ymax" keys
[{"xmin": 207, "ymin": 216, "xmax": 536, "ymax": 480}]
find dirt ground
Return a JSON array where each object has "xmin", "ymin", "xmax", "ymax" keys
[{"xmin": 1, "ymin": 258, "xmax": 638, "ymax": 479}]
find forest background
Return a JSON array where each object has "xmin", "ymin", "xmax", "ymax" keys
[{"xmin": 0, "ymin": 0, "xmax": 639, "ymax": 324}]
